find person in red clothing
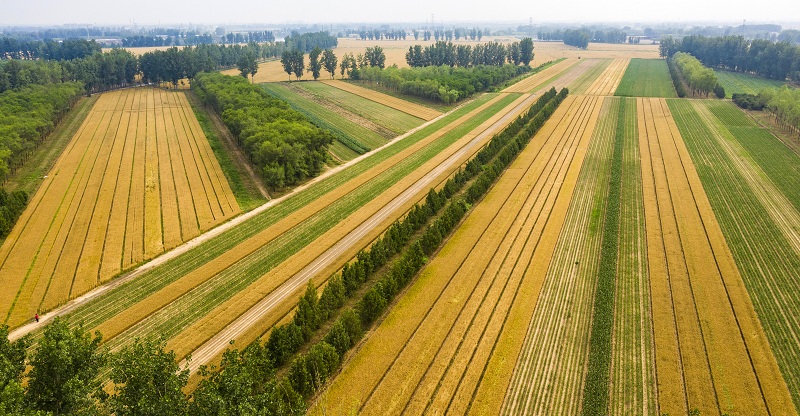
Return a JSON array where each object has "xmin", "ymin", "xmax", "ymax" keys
[{"xmin": 34, "ymin": 313, "xmax": 39, "ymax": 323}]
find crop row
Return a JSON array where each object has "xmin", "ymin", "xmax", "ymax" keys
[
  {"xmin": 502, "ymin": 95, "xmax": 608, "ymax": 415},
  {"xmin": 581, "ymin": 97, "xmax": 627, "ymax": 415},
  {"xmin": 503, "ymin": 58, "xmax": 576, "ymax": 93},
  {"xmin": 566, "ymin": 59, "xmax": 612, "ymax": 94},
  {"xmin": 668, "ymin": 98, "xmax": 800, "ymax": 412},
  {"xmin": 319, "ymin": 79, "xmax": 442, "ymax": 121},
  {"xmin": 609, "ymin": 97, "xmax": 656, "ymax": 415},
  {"xmin": 585, "ymin": 58, "xmax": 630, "ymax": 96}
]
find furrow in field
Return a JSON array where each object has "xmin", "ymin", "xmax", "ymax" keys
[
  {"xmin": 143, "ymin": 88, "xmax": 164, "ymax": 259},
  {"xmin": 122, "ymin": 90, "xmax": 147, "ymax": 268},
  {"xmin": 320, "ymin": 79, "xmax": 441, "ymax": 120}
]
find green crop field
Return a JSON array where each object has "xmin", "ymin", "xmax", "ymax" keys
[
  {"xmin": 714, "ymin": 70, "xmax": 786, "ymax": 98},
  {"xmin": 295, "ymin": 81, "xmax": 425, "ymax": 134},
  {"xmin": 668, "ymin": 99, "xmax": 800, "ymax": 411},
  {"xmin": 261, "ymin": 82, "xmax": 387, "ymax": 158},
  {"xmin": 615, "ymin": 59, "xmax": 677, "ymax": 98}
]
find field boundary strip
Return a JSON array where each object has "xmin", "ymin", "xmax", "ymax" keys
[{"xmin": 320, "ymin": 79, "xmax": 441, "ymax": 121}]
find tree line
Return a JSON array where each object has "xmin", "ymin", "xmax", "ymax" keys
[
  {"xmin": 671, "ymin": 52, "xmax": 725, "ymax": 98},
  {"xmin": 0, "ymin": 87, "xmax": 567, "ymax": 416},
  {"xmin": 404, "ymin": 38, "xmax": 534, "ymax": 68},
  {"xmin": 734, "ymin": 86, "xmax": 800, "ymax": 134},
  {"xmin": 659, "ymin": 35, "xmax": 800, "ymax": 82},
  {"xmin": 192, "ymin": 72, "xmax": 333, "ymax": 190},
  {"xmin": 1, "ymin": 37, "xmax": 102, "ymax": 60},
  {"xmin": 538, "ymin": 29, "xmax": 627, "ymax": 45},
  {"xmin": 354, "ymin": 63, "xmax": 531, "ymax": 104}
]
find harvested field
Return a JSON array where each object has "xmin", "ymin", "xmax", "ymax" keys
[
  {"xmin": 320, "ymin": 79, "xmax": 441, "ymax": 121},
  {"xmin": 669, "ymin": 99, "xmax": 800, "ymax": 411},
  {"xmin": 0, "ymin": 88, "xmax": 239, "ymax": 328},
  {"xmin": 312, "ymin": 94, "xmax": 604, "ymax": 415},
  {"xmin": 615, "ymin": 58, "xmax": 677, "ymax": 98},
  {"xmin": 585, "ymin": 58, "xmax": 630, "ymax": 96},
  {"xmin": 637, "ymin": 97, "xmax": 793, "ymax": 415}
]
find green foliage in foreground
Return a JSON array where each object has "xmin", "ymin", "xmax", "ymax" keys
[{"xmin": 615, "ymin": 59, "xmax": 677, "ymax": 98}]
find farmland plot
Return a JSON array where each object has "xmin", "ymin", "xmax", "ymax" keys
[
  {"xmin": 566, "ymin": 59, "xmax": 612, "ymax": 94},
  {"xmin": 313, "ymin": 94, "xmax": 604, "ymax": 415},
  {"xmin": 669, "ymin": 99, "xmax": 800, "ymax": 412},
  {"xmin": 637, "ymin": 97, "xmax": 793, "ymax": 415},
  {"xmin": 713, "ymin": 69, "xmax": 786, "ymax": 98},
  {"xmin": 615, "ymin": 59, "xmax": 677, "ymax": 98},
  {"xmin": 503, "ymin": 58, "xmax": 578, "ymax": 93},
  {"xmin": 0, "ymin": 88, "xmax": 239, "ymax": 328},
  {"xmin": 320, "ymin": 79, "xmax": 441, "ymax": 121},
  {"xmin": 585, "ymin": 58, "xmax": 630, "ymax": 96}
]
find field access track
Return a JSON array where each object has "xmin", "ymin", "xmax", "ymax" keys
[
  {"xmin": 0, "ymin": 88, "xmax": 239, "ymax": 328},
  {"xmin": 313, "ymin": 95, "xmax": 603, "ymax": 415},
  {"xmin": 637, "ymin": 98, "xmax": 794, "ymax": 415}
]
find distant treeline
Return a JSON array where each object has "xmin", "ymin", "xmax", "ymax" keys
[
  {"xmin": 660, "ymin": 35, "xmax": 800, "ymax": 82},
  {"xmin": 1, "ymin": 37, "xmax": 101, "ymax": 60},
  {"xmin": 405, "ymin": 39, "xmax": 534, "ymax": 68},
  {"xmin": 538, "ymin": 29, "xmax": 627, "ymax": 46},
  {"xmin": 192, "ymin": 72, "xmax": 333, "ymax": 189},
  {"xmin": 283, "ymin": 31, "xmax": 337, "ymax": 53},
  {"xmin": 350, "ymin": 27, "xmax": 489, "ymax": 42},
  {"xmin": 354, "ymin": 63, "xmax": 531, "ymax": 103}
]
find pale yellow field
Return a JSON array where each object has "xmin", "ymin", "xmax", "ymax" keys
[
  {"xmin": 637, "ymin": 97, "xmax": 794, "ymax": 415},
  {"xmin": 311, "ymin": 95, "xmax": 604, "ymax": 415},
  {"xmin": 0, "ymin": 88, "xmax": 240, "ymax": 329}
]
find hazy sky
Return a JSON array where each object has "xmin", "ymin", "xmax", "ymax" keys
[{"xmin": 1, "ymin": 0, "xmax": 798, "ymax": 27}]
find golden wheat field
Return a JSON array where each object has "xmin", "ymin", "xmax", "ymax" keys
[{"xmin": 0, "ymin": 88, "xmax": 239, "ymax": 328}]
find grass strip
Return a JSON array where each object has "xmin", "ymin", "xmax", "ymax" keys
[{"xmin": 581, "ymin": 97, "xmax": 626, "ymax": 414}]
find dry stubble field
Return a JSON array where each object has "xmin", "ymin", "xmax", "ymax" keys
[{"xmin": 0, "ymin": 88, "xmax": 239, "ymax": 328}]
